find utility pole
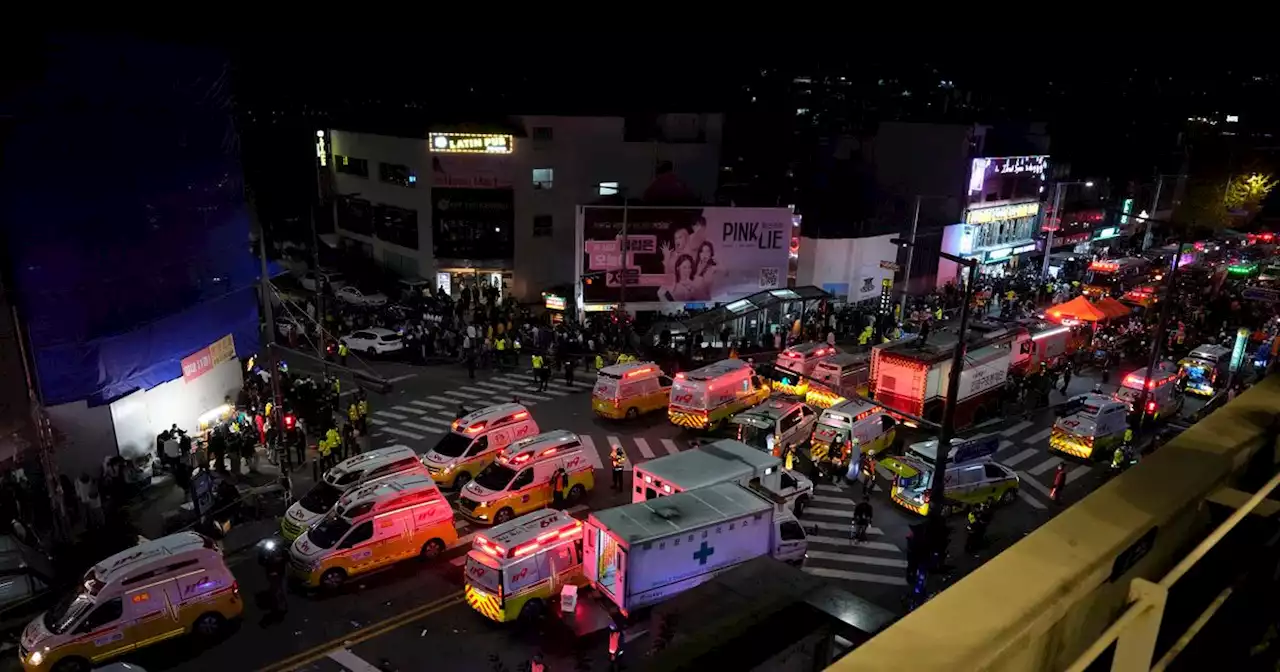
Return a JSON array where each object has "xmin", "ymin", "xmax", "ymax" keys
[
  {"xmin": 1133, "ymin": 238, "xmax": 1186, "ymax": 433},
  {"xmin": 898, "ymin": 196, "xmax": 921, "ymax": 320},
  {"xmin": 257, "ymin": 229, "xmax": 284, "ymax": 422},
  {"xmin": 929, "ymin": 258, "xmax": 980, "ymax": 519},
  {"xmin": 619, "ymin": 195, "xmax": 629, "ymax": 319},
  {"xmin": 312, "ymin": 131, "xmax": 328, "ymax": 377},
  {"xmin": 1041, "ymin": 182, "xmax": 1065, "ymax": 277},
  {"xmin": 1144, "ymin": 176, "xmax": 1164, "ymax": 251}
]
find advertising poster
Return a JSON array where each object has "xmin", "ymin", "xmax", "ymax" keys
[{"xmin": 580, "ymin": 207, "xmax": 791, "ymax": 305}]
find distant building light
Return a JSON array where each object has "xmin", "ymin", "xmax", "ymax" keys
[{"xmin": 1226, "ymin": 114, "xmax": 1240, "ymax": 123}]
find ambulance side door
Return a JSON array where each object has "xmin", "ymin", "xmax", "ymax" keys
[
  {"xmin": 336, "ymin": 521, "xmax": 377, "ymax": 574},
  {"xmin": 509, "ymin": 467, "xmax": 539, "ymax": 513},
  {"xmin": 72, "ymin": 597, "xmax": 129, "ymax": 662},
  {"xmin": 375, "ymin": 512, "xmax": 412, "ymax": 564}
]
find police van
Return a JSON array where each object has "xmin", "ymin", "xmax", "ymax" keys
[
  {"xmin": 805, "ymin": 352, "xmax": 871, "ymax": 408},
  {"xmin": 727, "ymin": 398, "xmax": 818, "ymax": 457},
  {"xmin": 289, "ymin": 472, "xmax": 455, "ymax": 590},
  {"xmin": 281, "ymin": 445, "xmax": 428, "ymax": 541},
  {"xmin": 20, "ymin": 532, "xmax": 241, "ymax": 672},
  {"xmin": 421, "ymin": 403, "xmax": 539, "ymax": 489},
  {"xmin": 773, "ymin": 343, "xmax": 840, "ymax": 396},
  {"xmin": 463, "ymin": 509, "xmax": 586, "ymax": 624},
  {"xmin": 668, "ymin": 359, "xmax": 771, "ymax": 430},
  {"xmin": 809, "ymin": 399, "xmax": 897, "ymax": 473},
  {"xmin": 457, "ymin": 430, "xmax": 596, "ymax": 525},
  {"xmin": 880, "ymin": 435, "xmax": 1019, "ymax": 517},
  {"xmin": 592, "ymin": 362, "xmax": 673, "ymax": 420}
]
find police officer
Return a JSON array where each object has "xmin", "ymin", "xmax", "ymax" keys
[
  {"xmin": 338, "ymin": 341, "xmax": 349, "ymax": 366},
  {"xmin": 531, "ymin": 353, "xmax": 546, "ymax": 391},
  {"xmin": 357, "ymin": 396, "xmax": 369, "ymax": 434},
  {"xmin": 610, "ymin": 445, "xmax": 626, "ymax": 490}
]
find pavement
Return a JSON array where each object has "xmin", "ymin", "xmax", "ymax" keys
[{"xmin": 20, "ymin": 346, "xmax": 1210, "ymax": 672}]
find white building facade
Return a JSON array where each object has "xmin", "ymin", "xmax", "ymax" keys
[{"xmin": 326, "ymin": 114, "xmax": 722, "ymax": 303}]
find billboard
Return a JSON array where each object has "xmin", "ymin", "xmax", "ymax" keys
[
  {"xmin": 579, "ymin": 207, "xmax": 791, "ymax": 304},
  {"xmin": 967, "ymin": 155, "xmax": 1048, "ymax": 206}
]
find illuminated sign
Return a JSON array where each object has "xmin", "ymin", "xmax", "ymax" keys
[
  {"xmin": 544, "ymin": 295, "xmax": 566, "ymax": 311},
  {"xmin": 429, "ymin": 132, "xmax": 514, "ymax": 154},
  {"xmin": 1230, "ymin": 327, "xmax": 1249, "ymax": 372},
  {"xmin": 583, "ymin": 303, "xmax": 618, "ymax": 313},
  {"xmin": 1012, "ymin": 243, "xmax": 1038, "ymax": 255},
  {"xmin": 986, "ymin": 247, "xmax": 1013, "ymax": 262},
  {"xmin": 969, "ymin": 156, "xmax": 1049, "ymax": 192},
  {"xmin": 1119, "ymin": 198, "xmax": 1134, "ymax": 226},
  {"xmin": 966, "ymin": 201, "xmax": 1040, "ymax": 225},
  {"xmin": 315, "ymin": 130, "xmax": 328, "ymax": 167},
  {"xmin": 436, "ymin": 272, "xmax": 451, "ymax": 296},
  {"xmin": 1094, "ymin": 227, "xmax": 1120, "ymax": 241}
]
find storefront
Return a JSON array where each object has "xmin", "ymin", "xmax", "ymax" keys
[
  {"xmin": 543, "ymin": 293, "xmax": 567, "ymax": 324},
  {"xmin": 436, "ymin": 265, "xmax": 512, "ymax": 302},
  {"xmin": 954, "ymin": 201, "xmax": 1042, "ymax": 277}
]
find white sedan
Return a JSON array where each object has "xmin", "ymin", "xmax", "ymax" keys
[
  {"xmin": 335, "ymin": 285, "xmax": 389, "ymax": 306},
  {"xmin": 341, "ymin": 328, "xmax": 404, "ymax": 356}
]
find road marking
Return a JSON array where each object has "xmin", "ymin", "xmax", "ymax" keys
[
  {"xmin": 455, "ymin": 531, "xmax": 478, "ymax": 547},
  {"xmin": 805, "ymin": 550, "xmax": 908, "ymax": 568},
  {"xmin": 328, "ymin": 648, "xmax": 383, "ymax": 672},
  {"xmin": 660, "ymin": 439, "xmax": 680, "ymax": 455},
  {"xmin": 1001, "ymin": 420, "xmax": 1034, "ymax": 436},
  {"xmin": 507, "ymin": 390, "xmax": 554, "ymax": 401},
  {"xmin": 805, "ymin": 519, "xmax": 883, "ymax": 535},
  {"xmin": 805, "ymin": 507, "xmax": 856, "ymax": 518},
  {"xmin": 374, "ymin": 410, "xmax": 409, "ymax": 420},
  {"xmin": 441, "ymin": 390, "xmax": 486, "ymax": 399},
  {"xmin": 1028, "ymin": 456, "xmax": 1063, "ymax": 476},
  {"xmin": 1019, "ymin": 490, "xmax": 1048, "ymax": 510},
  {"xmin": 634, "ymin": 438, "xmax": 655, "ymax": 459},
  {"xmin": 393, "ymin": 405, "xmax": 423, "ymax": 414},
  {"xmin": 387, "ymin": 373, "xmax": 418, "ymax": 383},
  {"xmin": 472, "ymin": 381, "xmax": 511, "ymax": 391},
  {"xmin": 607, "ymin": 436, "xmax": 633, "ymax": 471},
  {"xmin": 1024, "ymin": 428, "xmax": 1053, "ymax": 444},
  {"xmin": 998, "ymin": 439, "xmax": 1015, "ymax": 452},
  {"xmin": 578, "ymin": 435, "xmax": 605, "ymax": 471},
  {"xmin": 458, "ymin": 386, "xmax": 503, "ymax": 395},
  {"xmin": 409, "ymin": 400, "xmax": 446, "ymax": 410},
  {"xmin": 803, "ymin": 567, "xmax": 907, "ymax": 586},
  {"xmin": 454, "ymin": 520, "xmax": 470, "ymax": 531},
  {"xmin": 806, "ymin": 535, "xmax": 900, "ymax": 553},
  {"xmin": 538, "ymin": 387, "xmax": 571, "ymax": 396},
  {"xmin": 1066, "ymin": 464, "xmax": 1092, "ymax": 484},
  {"xmin": 410, "ymin": 415, "xmax": 455, "ymax": 429},
  {"xmin": 1017, "ymin": 471, "xmax": 1054, "ymax": 509},
  {"xmin": 814, "ymin": 484, "xmax": 847, "ymax": 493},
  {"xmin": 812, "ymin": 495, "xmax": 851, "ymax": 505},
  {"xmin": 401, "ymin": 422, "xmax": 445, "ymax": 434},
  {"xmin": 1002, "ymin": 448, "xmax": 1040, "ymax": 467},
  {"xmin": 378, "ymin": 426, "xmax": 426, "ymax": 440}
]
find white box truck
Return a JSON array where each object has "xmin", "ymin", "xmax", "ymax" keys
[
  {"xmin": 632, "ymin": 438, "xmax": 814, "ymax": 516},
  {"xmin": 583, "ymin": 481, "xmax": 808, "ymax": 616}
]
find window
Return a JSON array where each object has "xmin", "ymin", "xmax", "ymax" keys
[
  {"xmin": 781, "ymin": 472, "xmax": 797, "ymax": 490},
  {"xmin": 335, "ymin": 155, "xmax": 369, "ymax": 178},
  {"xmin": 532, "ymin": 168, "xmax": 554, "ymax": 190},
  {"xmin": 76, "ymin": 598, "xmax": 122, "ymax": 633},
  {"xmin": 532, "ymin": 126, "xmax": 554, "ymax": 141},
  {"xmin": 374, "ymin": 204, "xmax": 419, "ymax": 250},
  {"xmin": 779, "ymin": 520, "xmax": 806, "ymax": 541},
  {"xmin": 465, "ymin": 436, "xmax": 488, "ymax": 458},
  {"xmin": 780, "ymin": 410, "xmax": 802, "ymax": 433},
  {"xmin": 511, "ymin": 469, "xmax": 533, "ymax": 489},
  {"xmin": 533, "ymin": 215, "xmax": 553, "ymax": 238},
  {"xmin": 984, "ymin": 464, "xmax": 1007, "ymax": 480},
  {"xmin": 336, "ymin": 196, "xmax": 374, "ymax": 236},
  {"xmin": 339, "ymin": 521, "xmax": 374, "ymax": 549},
  {"xmin": 379, "ymin": 162, "xmax": 417, "ymax": 187},
  {"xmin": 598, "ymin": 181, "xmax": 619, "ymax": 196}
]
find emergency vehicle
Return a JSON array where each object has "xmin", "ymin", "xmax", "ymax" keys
[
  {"xmin": 421, "ymin": 403, "xmax": 539, "ymax": 489},
  {"xmin": 1114, "ymin": 363, "xmax": 1184, "ymax": 420},
  {"xmin": 805, "ymin": 352, "xmax": 871, "ymax": 408},
  {"xmin": 20, "ymin": 533, "xmax": 240, "ymax": 672},
  {"xmin": 281, "ymin": 446, "xmax": 428, "ymax": 541},
  {"xmin": 726, "ymin": 398, "xmax": 818, "ymax": 457},
  {"xmin": 1082, "ymin": 257, "xmax": 1150, "ymax": 298},
  {"xmin": 879, "ymin": 435, "xmax": 1019, "ymax": 517},
  {"xmin": 772, "ymin": 343, "xmax": 840, "ymax": 396},
  {"xmin": 592, "ymin": 362, "xmax": 673, "ymax": 419},
  {"xmin": 668, "ymin": 359, "xmax": 771, "ymax": 430},
  {"xmin": 289, "ymin": 473, "xmax": 455, "ymax": 590},
  {"xmin": 633, "ymin": 438, "xmax": 813, "ymax": 516},
  {"xmin": 457, "ymin": 430, "xmax": 595, "ymax": 525},
  {"xmin": 1178, "ymin": 344, "xmax": 1231, "ymax": 397},
  {"xmin": 1049, "ymin": 394, "xmax": 1129, "ymax": 461},
  {"xmin": 809, "ymin": 399, "xmax": 898, "ymax": 473},
  {"xmin": 463, "ymin": 509, "xmax": 586, "ymax": 624},
  {"xmin": 1014, "ymin": 323, "xmax": 1083, "ymax": 374}
]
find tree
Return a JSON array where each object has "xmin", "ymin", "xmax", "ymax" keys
[{"xmin": 1225, "ymin": 173, "xmax": 1278, "ymax": 213}]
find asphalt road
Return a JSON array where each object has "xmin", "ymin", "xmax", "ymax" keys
[{"xmin": 49, "ymin": 352, "xmax": 1206, "ymax": 672}]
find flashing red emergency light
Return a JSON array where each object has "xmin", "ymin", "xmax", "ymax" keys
[
  {"xmin": 512, "ymin": 411, "xmax": 529, "ymax": 420},
  {"xmin": 539, "ymin": 447, "xmax": 558, "ymax": 457},
  {"xmin": 510, "ymin": 452, "xmax": 532, "ymax": 464},
  {"xmin": 624, "ymin": 367, "xmax": 655, "ymax": 378},
  {"xmin": 464, "ymin": 422, "xmax": 487, "ymax": 434},
  {"xmin": 1146, "ymin": 401, "xmax": 1157, "ymax": 413},
  {"xmin": 284, "ymin": 414, "xmax": 296, "ymax": 430},
  {"xmin": 1089, "ymin": 260, "xmax": 1120, "ymax": 272},
  {"xmin": 675, "ymin": 372, "xmax": 686, "ymax": 379}
]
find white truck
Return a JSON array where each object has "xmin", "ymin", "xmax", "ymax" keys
[
  {"xmin": 583, "ymin": 481, "xmax": 808, "ymax": 616},
  {"xmin": 633, "ymin": 438, "xmax": 814, "ymax": 516}
]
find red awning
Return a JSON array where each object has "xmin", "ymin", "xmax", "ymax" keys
[
  {"xmin": 1046, "ymin": 295, "xmax": 1107, "ymax": 322},
  {"xmin": 1093, "ymin": 297, "xmax": 1132, "ymax": 320}
]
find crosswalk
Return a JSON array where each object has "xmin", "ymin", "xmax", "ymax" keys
[{"xmin": 799, "ymin": 484, "xmax": 909, "ymax": 587}]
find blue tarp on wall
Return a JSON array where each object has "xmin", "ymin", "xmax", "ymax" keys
[{"xmin": 1, "ymin": 37, "xmax": 261, "ymax": 405}]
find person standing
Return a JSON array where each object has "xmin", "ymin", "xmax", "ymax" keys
[
  {"xmin": 466, "ymin": 348, "xmax": 477, "ymax": 380},
  {"xmin": 1061, "ymin": 362, "xmax": 1073, "ymax": 394},
  {"xmin": 337, "ymin": 341, "xmax": 349, "ymax": 366},
  {"xmin": 531, "ymin": 353, "xmax": 545, "ymax": 391},
  {"xmin": 610, "ymin": 445, "xmax": 626, "ymax": 491},
  {"xmin": 551, "ymin": 467, "xmax": 567, "ymax": 509},
  {"xmin": 1050, "ymin": 463, "xmax": 1067, "ymax": 503},
  {"xmin": 564, "ymin": 354, "xmax": 577, "ymax": 387}
]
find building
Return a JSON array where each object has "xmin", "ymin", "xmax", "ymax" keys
[{"xmin": 325, "ymin": 114, "xmax": 723, "ymax": 303}]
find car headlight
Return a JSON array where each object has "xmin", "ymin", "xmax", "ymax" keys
[
  {"xmin": 443, "ymin": 462, "xmax": 456, "ymax": 473},
  {"xmin": 27, "ymin": 650, "xmax": 44, "ymax": 666}
]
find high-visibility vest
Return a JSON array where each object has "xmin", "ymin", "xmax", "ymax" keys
[
  {"xmin": 532, "ymin": 355, "xmax": 543, "ymax": 369},
  {"xmin": 264, "ymin": 402, "xmax": 273, "ymax": 418},
  {"xmin": 1124, "ymin": 428, "xmax": 1133, "ymax": 443},
  {"xmin": 338, "ymin": 343, "xmax": 349, "ymax": 356},
  {"xmin": 349, "ymin": 404, "xmax": 359, "ymax": 422},
  {"xmin": 611, "ymin": 450, "xmax": 626, "ymax": 469},
  {"xmin": 319, "ymin": 438, "xmax": 332, "ymax": 456},
  {"xmin": 326, "ymin": 429, "xmax": 340, "ymax": 447},
  {"xmin": 595, "ymin": 355, "xmax": 604, "ymax": 370},
  {"xmin": 358, "ymin": 400, "xmax": 369, "ymax": 417},
  {"xmin": 496, "ymin": 339, "xmax": 506, "ymax": 351}
]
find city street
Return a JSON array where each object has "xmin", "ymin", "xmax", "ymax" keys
[{"xmin": 89, "ymin": 348, "xmax": 1200, "ymax": 672}]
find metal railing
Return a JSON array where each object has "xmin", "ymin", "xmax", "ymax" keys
[{"xmin": 1064, "ymin": 464, "xmax": 1280, "ymax": 672}]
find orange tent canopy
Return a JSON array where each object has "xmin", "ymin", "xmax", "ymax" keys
[
  {"xmin": 1093, "ymin": 297, "xmax": 1132, "ymax": 320},
  {"xmin": 1047, "ymin": 295, "xmax": 1106, "ymax": 322}
]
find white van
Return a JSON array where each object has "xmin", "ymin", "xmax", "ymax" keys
[
  {"xmin": 20, "ymin": 533, "xmax": 241, "ymax": 672},
  {"xmin": 464, "ymin": 510, "xmax": 586, "ymax": 624},
  {"xmin": 668, "ymin": 360, "xmax": 770, "ymax": 430},
  {"xmin": 1115, "ymin": 362, "xmax": 1184, "ymax": 420},
  {"xmin": 420, "ymin": 403, "xmax": 539, "ymax": 489},
  {"xmin": 806, "ymin": 352, "xmax": 871, "ymax": 408},
  {"xmin": 281, "ymin": 446, "xmax": 428, "ymax": 541},
  {"xmin": 773, "ymin": 342, "xmax": 840, "ymax": 395},
  {"xmin": 633, "ymin": 439, "xmax": 814, "ymax": 516},
  {"xmin": 457, "ymin": 430, "xmax": 596, "ymax": 525}
]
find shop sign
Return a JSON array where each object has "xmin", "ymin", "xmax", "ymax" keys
[
  {"xmin": 985, "ymin": 247, "xmax": 1013, "ymax": 262},
  {"xmin": 1119, "ymin": 198, "xmax": 1134, "ymax": 226},
  {"xmin": 544, "ymin": 294, "xmax": 566, "ymax": 311},
  {"xmin": 1231, "ymin": 327, "xmax": 1250, "ymax": 372},
  {"xmin": 879, "ymin": 260, "xmax": 901, "ymax": 272},
  {"xmin": 966, "ymin": 202, "xmax": 1040, "ymax": 225},
  {"xmin": 314, "ymin": 130, "xmax": 327, "ymax": 167},
  {"xmin": 429, "ymin": 132, "xmax": 514, "ymax": 154},
  {"xmin": 583, "ymin": 304, "xmax": 618, "ymax": 313},
  {"xmin": 1011, "ymin": 243, "xmax": 1038, "ymax": 255},
  {"xmin": 1094, "ymin": 227, "xmax": 1121, "ymax": 241},
  {"xmin": 182, "ymin": 334, "xmax": 236, "ymax": 383},
  {"xmin": 436, "ymin": 272, "xmax": 452, "ymax": 296}
]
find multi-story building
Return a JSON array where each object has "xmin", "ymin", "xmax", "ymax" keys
[{"xmin": 325, "ymin": 114, "xmax": 722, "ymax": 303}]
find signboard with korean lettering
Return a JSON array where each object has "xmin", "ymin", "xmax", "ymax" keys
[{"xmin": 181, "ymin": 334, "xmax": 236, "ymax": 383}]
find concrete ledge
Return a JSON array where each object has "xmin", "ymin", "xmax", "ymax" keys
[
  {"xmin": 833, "ymin": 375, "xmax": 1280, "ymax": 672},
  {"xmin": 1206, "ymin": 486, "xmax": 1280, "ymax": 517}
]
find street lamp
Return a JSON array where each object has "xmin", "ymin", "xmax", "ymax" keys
[{"xmin": 1041, "ymin": 180, "xmax": 1096, "ymax": 277}]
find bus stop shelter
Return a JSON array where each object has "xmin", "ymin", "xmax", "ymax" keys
[{"xmin": 646, "ymin": 286, "xmax": 832, "ymax": 354}]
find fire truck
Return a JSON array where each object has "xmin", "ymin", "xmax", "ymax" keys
[{"xmin": 869, "ymin": 321, "xmax": 1029, "ymax": 430}]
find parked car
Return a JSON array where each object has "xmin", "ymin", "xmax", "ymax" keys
[
  {"xmin": 340, "ymin": 327, "xmax": 404, "ymax": 356},
  {"xmin": 396, "ymin": 277, "xmax": 433, "ymax": 302},
  {"xmin": 298, "ymin": 269, "xmax": 347, "ymax": 292},
  {"xmin": 335, "ymin": 285, "xmax": 389, "ymax": 306}
]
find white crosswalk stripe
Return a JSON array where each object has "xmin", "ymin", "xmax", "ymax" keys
[
  {"xmin": 441, "ymin": 390, "xmax": 488, "ymax": 399},
  {"xmin": 409, "ymin": 400, "xmax": 446, "ymax": 410},
  {"xmin": 507, "ymin": 390, "xmax": 554, "ymax": 401},
  {"xmin": 1001, "ymin": 420, "xmax": 1034, "ymax": 436},
  {"xmin": 660, "ymin": 439, "xmax": 680, "ymax": 455},
  {"xmin": 805, "ymin": 507, "xmax": 855, "ymax": 518},
  {"xmin": 1028, "ymin": 456, "xmax": 1063, "ymax": 476},
  {"xmin": 807, "ymin": 535, "xmax": 899, "ymax": 553},
  {"xmin": 472, "ymin": 381, "xmax": 511, "ymax": 392},
  {"xmin": 814, "ymin": 484, "xmax": 847, "ymax": 494},
  {"xmin": 607, "ymin": 436, "xmax": 633, "ymax": 471},
  {"xmin": 1002, "ymin": 447, "xmax": 1040, "ymax": 467},
  {"xmin": 803, "ymin": 567, "xmax": 907, "ymax": 586},
  {"xmin": 634, "ymin": 438, "xmax": 655, "ymax": 459},
  {"xmin": 457, "ymin": 386, "xmax": 502, "ymax": 395},
  {"xmin": 805, "ymin": 550, "xmax": 907, "ymax": 568},
  {"xmin": 1024, "ymin": 428, "xmax": 1053, "ymax": 444},
  {"xmin": 805, "ymin": 520, "xmax": 884, "ymax": 535},
  {"xmin": 411, "ymin": 415, "xmax": 455, "ymax": 429},
  {"xmin": 1066, "ymin": 464, "xmax": 1092, "ymax": 484},
  {"xmin": 999, "ymin": 439, "xmax": 1015, "ymax": 451},
  {"xmin": 374, "ymin": 410, "xmax": 409, "ymax": 420},
  {"xmin": 394, "ymin": 405, "xmax": 428, "ymax": 414},
  {"xmin": 1019, "ymin": 490, "xmax": 1048, "ymax": 510},
  {"xmin": 402, "ymin": 421, "xmax": 445, "ymax": 434},
  {"xmin": 378, "ymin": 425, "xmax": 426, "ymax": 440},
  {"xmin": 578, "ymin": 436, "xmax": 605, "ymax": 471},
  {"xmin": 812, "ymin": 495, "xmax": 850, "ymax": 505}
]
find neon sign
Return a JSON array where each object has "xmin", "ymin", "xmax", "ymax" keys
[
  {"xmin": 966, "ymin": 201, "xmax": 1040, "ymax": 225},
  {"xmin": 429, "ymin": 132, "xmax": 514, "ymax": 154}
]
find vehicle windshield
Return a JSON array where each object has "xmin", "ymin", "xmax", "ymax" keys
[
  {"xmin": 299, "ymin": 481, "xmax": 344, "ymax": 514},
  {"xmin": 474, "ymin": 462, "xmax": 517, "ymax": 491},
  {"xmin": 44, "ymin": 592, "xmax": 93, "ymax": 635},
  {"xmin": 306, "ymin": 513, "xmax": 354, "ymax": 550},
  {"xmin": 897, "ymin": 470, "xmax": 929, "ymax": 492},
  {"xmin": 1116, "ymin": 387, "xmax": 1141, "ymax": 402},
  {"xmin": 593, "ymin": 379, "xmax": 619, "ymax": 399},
  {"xmin": 734, "ymin": 423, "xmax": 772, "ymax": 453},
  {"xmin": 379, "ymin": 333, "xmax": 401, "ymax": 342},
  {"xmin": 432, "ymin": 432, "xmax": 472, "ymax": 458}
]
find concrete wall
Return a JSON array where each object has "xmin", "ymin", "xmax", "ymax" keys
[
  {"xmin": 46, "ymin": 400, "xmax": 116, "ymax": 479},
  {"xmin": 796, "ymin": 235, "xmax": 898, "ymax": 304},
  {"xmin": 833, "ymin": 376, "xmax": 1280, "ymax": 671}
]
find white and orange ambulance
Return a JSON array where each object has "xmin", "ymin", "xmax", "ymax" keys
[
  {"xmin": 463, "ymin": 509, "xmax": 586, "ymax": 624},
  {"xmin": 420, "ymin": 403, "xmax": 539, "ymax": 489},
  {"xmin": 457, "ymin": 430, "xmax": 595, "ymax": 525}
]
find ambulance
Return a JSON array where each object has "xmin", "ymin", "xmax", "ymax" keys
[
  {"xmin": 879, "ymin": 435, "xmax": 1019, "ymax": 517},
  {"xmin": 1178, "ymin": 344, "xmax": 1231, "ymax": 397},
  {"xmin": 289, "ymin": 472, "xmax": 456, "ymax": 590},
  {"xmin": 634, "ymin": 438, "xmax": 813, "ymax": 515},
  {"xmin": 668, "ymin": 359, "xmax": 771, "ymax": 430},
  {"xmin": 805, "ymin": 352, "xmax": 871, "ymax": 408},
  {"xmin": 281, "ymin": 445, "xmax": 429, "ymax": 542},
  {"xmin": 1049, "ymin": 394, "xmax": 1129, "ymax": 461},
  {"xmin": 726, "ymin": 398, "xmax": 818, "ymax": 457},
  {"xmin": 20, "ymin": 533, "xmax": 240, "ymax": 672},
  {"xmin": 421, "ymin": 403, "xmax": 539, "ymax": 489},
  {"xmin": 1113, "ymin": 362, "xmax": 1184, "ymax": 420},
  {"xmin": 773, "ymin": 342, "xmax": 840, "ymax": 396},
  {"xmin": 463, "ymin": 509, "xmax": 586, "ymax": 624},
  {"xmin": 457, "ymin": 430, "xmax": 596, "ymax": 525},
  {"xmin": 592, "ymin": 361, "xmax": 673, "ymax": 420},
  {"xmin": 808, "ymin": 399, "xmax": 898, "ymax": 473}
]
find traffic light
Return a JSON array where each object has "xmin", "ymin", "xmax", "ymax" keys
[{"xmin": 283, "ymin": 413, "xmax": 296, "ymax": 430}]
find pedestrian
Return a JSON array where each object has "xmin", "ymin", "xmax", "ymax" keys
[
  {"xmin": 338, "ymin": 341, "xmax": 349, "ymax": 366},
  {"xmin": 466, "ymin": 349, "xmax": 477, "ymax": 380},
  {"xmin": 1050, "ymin": 463, "xmax": 1067, "ymax": 503},
  {"xmin": 610, "ymin": 445, "xmax": 626, "ymax": 491},
  {"xmin": 1061, "ymin": 363, "xmax": 1073, "ymax": 393},
  {"xmin": 551, "ymin": 467, "xmax": 567, "ymax": 509},
  {"xmin": 258, "ymin": 539, "xmax": 288, "ymax": 616},
  {"xmin": 564, "ymin": 355, "xmax": 577, "ymax": 387},
  {"xmin": 531, "ymin": 353, "xmax": 545, "ymax": 391}
]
